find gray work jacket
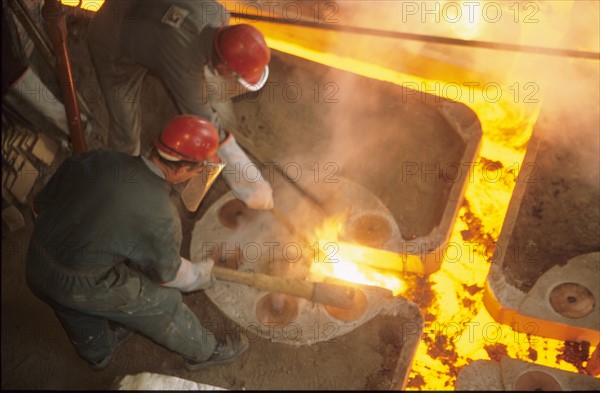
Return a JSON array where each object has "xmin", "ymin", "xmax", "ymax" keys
[
  {"xmin": 94, "ymin": 0, "xmax": 230, "ymax": 134},
  {"xmin": 29, "ymin": 150, "xmax": 182, "ymax": 284}
]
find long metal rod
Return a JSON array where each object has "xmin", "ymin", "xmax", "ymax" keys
[
  {"xmin": 230, "ymin": 132, "xmax": 332, "ymax": 216},
  {"xmin": 42, "ymin": 0, "xmax": 87, "ymax": 154},
  {"xmin": 231, "ymin": 12, "xmax": 600, "ymax": 60},
  {"xmin": 268, "ymin": 160, "xmax": 332, "ymax": 217},
  {"xmin": 271, "ymin": 206, "xmax": 312, "ymax": 247}
]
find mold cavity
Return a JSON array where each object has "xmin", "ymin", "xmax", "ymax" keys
[
  {"xmin": 218, "ymin": 199, "xmax": 255, "ymax": 230},
  {"xmin": 549, "ymin": 282, "xmax": 595, "ymax": 319},
  {"xmin": 514, "ymin": 371, "xmax": 561, "ymax": 391},
  {"xmin": 256, "ymin": 293, "xmax": 299, "ymax": 327},
  {"xmin": 343, "ymin": 213, "xmax": 393, "ymax": 248},
  {"xmin": 324, "ymin": 282, "xmax": 368, "ymax": 322}
]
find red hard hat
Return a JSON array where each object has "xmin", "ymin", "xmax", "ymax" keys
[
  {"xmin": 213, "ymin": 24, "xmax": 270, "ymax": 87},
  {"xmin": 156, "ymin": 115, "xmax": 220, "ymax": 163}
]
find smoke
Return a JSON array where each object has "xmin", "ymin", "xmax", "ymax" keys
[
  {"xmin": 512, "ymin": 0, "xmax": 600, "ymax": 188},
  {"xmin": 310, "ymin": 0, "xmax": 600, "ymax": 188},
  {"xmin": 534, "ymin": 57, "xmax": 600, "ymax": 188}
]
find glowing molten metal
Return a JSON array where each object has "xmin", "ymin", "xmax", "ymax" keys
[{"xmin": 309, "ymin": 217, "xmax": 406, "ymax": 296}]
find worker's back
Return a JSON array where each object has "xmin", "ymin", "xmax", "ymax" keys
[{"xmin": 27, "ymin": 150, "xmax": 181, "ymax": 282}]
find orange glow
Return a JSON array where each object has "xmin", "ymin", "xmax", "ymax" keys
[
  {"xmin": 59, "ymin": 0, "xmax": 104, "ymax": 12},
  {"xmin": 242, "ymin": 3, "xmax": 598, "ymax": 389},
  {"xmin": 308, "ymin": 217, "xmax": 406, "ymax": 296}
]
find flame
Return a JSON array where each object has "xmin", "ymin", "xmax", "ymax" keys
[{"xmin": 308, "ymin": 217, "xmax": 405, "ymax": 296}]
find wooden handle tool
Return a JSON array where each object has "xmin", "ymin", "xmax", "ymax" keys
[{"xmin": 212, "ymin": 266, "xmax": 358, "ymax": 309}]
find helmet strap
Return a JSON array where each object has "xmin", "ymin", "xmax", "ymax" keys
[{"xmin": 157, "ymin": 135, "xmax": 199, "ymax": 163}]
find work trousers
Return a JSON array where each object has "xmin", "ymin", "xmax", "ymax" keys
[
  {"xmin": 26, "ymin": 242, "xmax": 217, "ymax": 366},
  {"xmin": 87, "ymin": 8, "xmax": 146, "ymax": 156}
]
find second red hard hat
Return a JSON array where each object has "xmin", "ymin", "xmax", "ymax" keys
[
  {"xmin": 213, "ymin": 24, "xmax": 270, "ymax": 88},
  {"xmin": 156, "ymin": 115, "xmax": 220, "ymax": 163}
]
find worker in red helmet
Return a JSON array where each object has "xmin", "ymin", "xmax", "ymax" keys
[
  {"xmin": 26, "ymin": 115, "xmax": 248, "ymax": 372},
  {"xmin": 212, "ymin": 24, "xmax": 271, "ymax": 91},
  {"xmin": 87, "ymin": 0, "xmax": 273, "ymax": 210}
]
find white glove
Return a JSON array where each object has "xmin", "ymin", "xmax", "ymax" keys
[
  {"xmin": 217, "ymin": 135, "xmax": 274, "ymax": 210},
  {"xmin": 162, "ymin": 257, "xmax": 215, "ymax": 292}
]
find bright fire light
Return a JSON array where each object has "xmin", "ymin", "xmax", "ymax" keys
[{"xmin": 308, "ymin": 217, "xmax": 406, "ymax": 296}]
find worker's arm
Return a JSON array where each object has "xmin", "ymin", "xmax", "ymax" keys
[
  {"xmin": 156, "ymin": 28, "xmax": 227, "ymax": 140},
  {"xmin": 162, "ymin": 64, "xmax": 225, "ymax": 138},
  {"xmin": 163, "ymin": 65, "xmax": 275, "ymax": 210},
  {"xmin": 162, "ymin": 257, "xmax": 215, "ymax": 292},
  {"xmin": 217, "ymin": 134, "xmax": 274, "ymax": 210}
]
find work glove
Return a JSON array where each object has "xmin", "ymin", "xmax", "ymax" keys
[
  {"xmin": 217, "ymin": 134, "xmax": 274, "ymax": 210},
  {"xmin": 162, "ymin": 257, "xmax": 215, "ymax": 293}
]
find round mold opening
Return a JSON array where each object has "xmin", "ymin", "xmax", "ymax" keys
[
  {"xmin": 256, "ymin": 293, "xmax": 299, "ymax": 327},
  {"xmin": 549, "ymin": 282, "xmax": 595, "ymax": 318},
  {"xmin": 514, "ymin": 370, "xmax": 561, "ymax": 391},
  {"xmin": 324, "ymin": 285, "xmax": 368, "ymax": 322},
  {"xmin": 218, "ymin": 199, "xmax": 256, "ymax": 230},
  {"xmin": 344, "ymin": 212, "xmax": 393, "ymax": 248}
]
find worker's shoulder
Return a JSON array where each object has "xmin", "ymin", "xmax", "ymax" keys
[
  {"xmin": 64, "ymin": 149, "xmax": 141, "ymax": 173},
  {"xmin": 164, "ymin": 0, "xmax": 228, "ymax": 27},
  {"xmin": 71, "ymin": 148, "xmax": 130, "ymax": 161},
  {"xmin": 127, "ymin": 0, "xmax": 228, "ymax": 22},
  {"xmin": 157, "ymin": 0, "xmax": 227, "ymax": 13}
]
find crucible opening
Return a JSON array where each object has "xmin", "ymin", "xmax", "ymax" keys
[
  {"xmin": 514, "ymin": 371, "xmax": 562, "ymax": 391},
  {"xmin": 218, "ymin": 199, "xmax": 256, "ymax": 230},
  {"xmin": 549, "ymin": 282, "xmax": 595, "ymax": 319},
  {"xmin": 256, "ymin": 293, "xmax": 299, "ymax": 327},
  {"xmin": 343, "ymin": 213, "xmax": 393, "ymax": 248},
  {"xmin": 323, "ymin": 282, "xmax": 368, "ymax": 322}
]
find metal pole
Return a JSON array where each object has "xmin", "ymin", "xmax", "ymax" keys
[
  {"xmin": 41, "ymin": 0, "xmax": 87, "ymax": 154},
  {"xmin": 230, "ymin": 12, "xmax": 600, "ymax": 60}
]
